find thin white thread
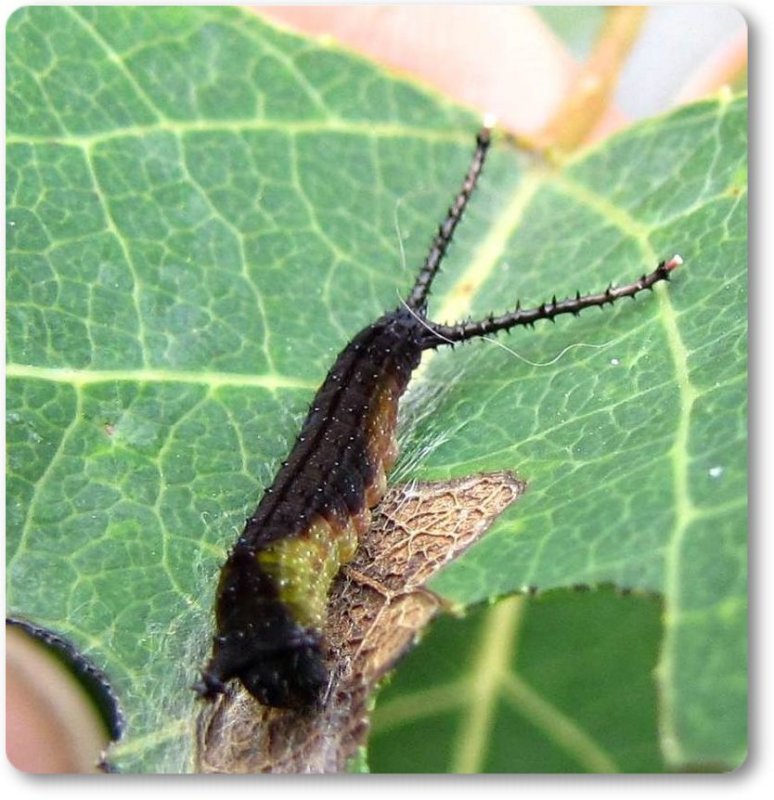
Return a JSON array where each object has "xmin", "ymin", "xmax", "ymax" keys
[
  {"xmin": 397, "ymin": 294, "xmax": 456, "ymax": 345},
  {"xmin": 476, "ymin": 335, "xmax": 612, "ymax": 367},
  {"xmin": 393, "ymin": 186, "xmax": 433, "ymax": 276},
  {"xmin": 393, "ymin": 194, "xmax": 410, "ymax": 273}
]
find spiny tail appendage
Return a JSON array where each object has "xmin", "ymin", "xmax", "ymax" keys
[
  {"xmin": 405, "ymin": 127, "xmax": 492, "ymax": 314},
  {"xmin": 420, "ymin": 255, "xmax": 682, "ymax": 348}
]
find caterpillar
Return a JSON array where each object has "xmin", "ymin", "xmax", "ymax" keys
[{"xmin": 195, "ymin": 127, "xmax": 680, "ymax": 709}]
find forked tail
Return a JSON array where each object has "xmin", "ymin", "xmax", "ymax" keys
[{"xmin": 405, "ymin": 125, "xmax": 681, "ymax": 349}]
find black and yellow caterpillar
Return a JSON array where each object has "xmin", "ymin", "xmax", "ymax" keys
[{"xmin": 195, "ymin": 128, "xmax": 680, "ymax": 709}]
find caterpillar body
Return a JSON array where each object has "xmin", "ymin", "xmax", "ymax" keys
[{"xmin": 195, "ymin": 128, "xmax": 680, "ymax": 709}]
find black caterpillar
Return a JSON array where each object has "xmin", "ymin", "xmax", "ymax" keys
[{"xmin": 195, "ymin": 127, "xmax": 680, "ymax": 709}]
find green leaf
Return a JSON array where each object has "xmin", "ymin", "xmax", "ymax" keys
[
  {"xmin": 370, "ymin": 588, "xmax": 665, "ymax": 773},
  {"xmin": 6, "ymin": 6, "xmax": 746, "ymax": 773}
]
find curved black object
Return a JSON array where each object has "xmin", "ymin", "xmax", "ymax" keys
[{"xmin": 7, "ymin": 616, "xmax": 125, "ymax": 741}]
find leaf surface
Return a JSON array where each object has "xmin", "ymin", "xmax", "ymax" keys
[
  {"xmin": 6, "ymin": 6, "xmax": 746, "ymax": 772},
  {"xmin": 370, "ymin": 588, "xmax": 665, "ymax": 773}
]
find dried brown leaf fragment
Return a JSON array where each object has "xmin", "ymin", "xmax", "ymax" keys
[{"xmin": 196, "ymin": 471, "xmax": 526, "ymax": 773}]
